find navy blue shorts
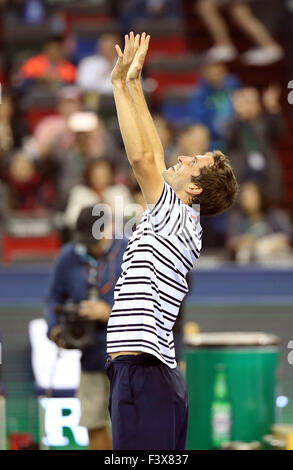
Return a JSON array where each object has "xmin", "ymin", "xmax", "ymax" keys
[{"xmin": 104, "ymin": 353, "xmax": 189, "ymax": 450}]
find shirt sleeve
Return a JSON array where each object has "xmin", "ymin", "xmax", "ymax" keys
[{"xmin": 147, "ymin": 181, "xmax": 185, "ymax": 237}]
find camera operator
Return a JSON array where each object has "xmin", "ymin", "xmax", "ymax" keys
[{"xmin": 45, "ymin": 205, "xmax": 127, "ymax": 450}]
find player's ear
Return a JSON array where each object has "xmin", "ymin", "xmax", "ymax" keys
[{"xmin": 186, "ymin": 183, "xmax": 202, "ymax": 197}]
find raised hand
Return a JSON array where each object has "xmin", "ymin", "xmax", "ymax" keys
[
  {"xmin": 127, "ymin": 32, "xmax": 150, "ymax": 82},
  {"xmin": 110, "ymin": 31, "xmax": 139, "ymax": 85}
]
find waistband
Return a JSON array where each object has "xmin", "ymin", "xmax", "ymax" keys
[{"xmin": 105, "ymin": 352, "xmax": 163, "ymax": 366}]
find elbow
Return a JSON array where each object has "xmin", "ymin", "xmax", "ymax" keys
[{"xmin": 131, "ymin": 151, "xmax": 154, "ymax": 165}]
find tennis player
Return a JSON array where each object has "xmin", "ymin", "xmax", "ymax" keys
[{"xmin": 105, "ymin": 32, "xmax": 238, "ymax": 450}]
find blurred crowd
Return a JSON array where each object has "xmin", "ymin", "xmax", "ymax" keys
[{"xmin": 0, "ymin": 0, "xmax": 292, "ymax": 264}]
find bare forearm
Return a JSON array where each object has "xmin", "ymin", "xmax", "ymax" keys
[
  {"xmin": 112, "ymin": 82, "xmax": 154, "ymax": 164},
  {"xmin": 109, "ymin": 33, "xmax": 164, "ymax": 205},
  {"xmin": 128, "ymin": 78, "xmax": 166, "ymax": 172}
]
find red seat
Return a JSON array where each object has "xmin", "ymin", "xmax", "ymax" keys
[
  {"xmin": 2, "ymin": 234, "xmax": 61, "ymax": 264},
  {"xmin": 0, "ymin": 70, "xmax": 6, "ymax": 86},
  {"xmin": 66, "ymin": 14, "xmax": 112, "ymax": 29},
  {"xmin": 146, "ymin": 36, "xmax": 187, "ymax": 60}
]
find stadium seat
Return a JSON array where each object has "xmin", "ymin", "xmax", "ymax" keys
[
  {"xmin": 60, "ymin": 0, "xmax": 111, "ymax": 18},
  {"xmin": 161, "ymin": 85, "xmax": 194, "ymax": 105},
  {"xmin": 4, "ymin": 21, "xmax": 54, "ymax": 49},
  {"xmin": 147, "ymin": 53, "xmax": 199, "ymax": 100},
  {"xmin": 20, "ymin": 87, "xmax": 59, "ymax": 132},
  {"xmin": 71, "ymin": 20, "xmax": 120, "ymax": 39},
  {"xmin": 133, "ymin": 18, "xmax": 188, "ymax": 59}
]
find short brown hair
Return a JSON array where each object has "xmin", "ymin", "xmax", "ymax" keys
[{"xmin": 190, "ymin": 151, "xmax": 238, "ymax": 216}]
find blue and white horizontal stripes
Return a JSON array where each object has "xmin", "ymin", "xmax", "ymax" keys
[{"xmin": 106, "ymin": 181, "xmax": 202, "ymax": 368}]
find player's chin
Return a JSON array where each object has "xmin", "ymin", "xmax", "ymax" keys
[
  {"xmin": 162, "ymin": 169, "xmax": 176, "ymax": 188},
  {"xmin": 162, "ymin": 167, "xmax": 173, "ymax": 177},
  {"xmin": 162, "ymin": 169, "xmax": 170, "ymax": 181}
]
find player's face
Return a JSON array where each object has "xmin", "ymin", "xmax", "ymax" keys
[{"xmin": 162, "ymin": 153, "xmax": 214, "ymax": 193}]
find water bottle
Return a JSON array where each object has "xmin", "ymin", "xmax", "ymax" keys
[{"xmin": 211, "ymin": 364, "xmax": 232, "ymax": 449}]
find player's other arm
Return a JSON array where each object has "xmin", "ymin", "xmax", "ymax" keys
[
  {"xmin": 111, "ymin": 33, "xmax": 163, "ymax": 205},
  {"xmin": 126, "ymin": 33, "xmax": 166, "ymax": 175}
]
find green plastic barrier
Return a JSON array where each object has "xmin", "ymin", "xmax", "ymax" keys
[{"xmin": 184, "ymin": 332, "xmax": 280, "ymax": 450}]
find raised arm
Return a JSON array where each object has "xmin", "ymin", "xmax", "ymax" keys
[
  {"xmin": 111, "ymin": 33, "xmax": 164, "ymax": 204},
  {"xmin": 111, "ymin": 34, "xmax": 149, "ymax": 166},
  {"xmin": 126, "ymin": 33, "xmax": 166, "ymax": 174}
]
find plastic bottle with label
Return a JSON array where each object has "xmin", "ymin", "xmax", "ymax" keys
[{"xmin": 211, "ymin": 363, "xmax": 232, "ymax": 449}]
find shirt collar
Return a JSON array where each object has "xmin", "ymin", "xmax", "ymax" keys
[
  {"xmin": 186, "ymin": 204, "xmax": 201, "ymax": 226},
  {"xmin": 75, "ymin": 239, "xmax": 117, "ymax": 266}
]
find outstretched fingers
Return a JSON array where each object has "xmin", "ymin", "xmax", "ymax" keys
[
  {"xmin": 123, "ymin": 34, "xmax": 130, "ymax": 61},
  {"xmin": 122, "ymin": 32, "xmax": 140, "ymax": 64},
  {"xmin": 129, "ymin": 31, "xmax": 140, "ymax": 62},
  {"xmin": 135, "ymin": 32, "xmax": 150, "ymax": 70},
  {"xmin": 115, "ymin": 44, "xmax": 123, "ymax": 59},
  {"xmin": 140, "ymin": 33, "xmax": 150, "ymax": 55},
  {"xmin": 134, "ymin": 33, "xmax": 140, "ymax": 51}
]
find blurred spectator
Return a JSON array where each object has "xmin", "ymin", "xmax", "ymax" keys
[
  {"xmin": 22, "ymin": 0, "xmax": 45, "ymax": 25},
  {"xmin": 168, "ymin": 124, "xmax": 211, "ymax": 167},
  {"xmin": 119, "ymin": 0, "xmax": 183, "ymax": 34},
  {"xmin": 224, "ymin": 85, "xmax": 283, "ymax": 204},
  {"xmin": 0, "ymin": 95, "xmax": 15, "ymax": 158},
  {"xmin": 77, "ymin": 34, "xmax": 121, "ymax": 95},
  {"xmin": 53, "ymin": 111, "xmax": 99, "ymax": 210},
  {"xmin": 227, "ymin": 180, "xmax": 292, "ymax": 263},
  {"xmin": 0, "ymin": 150, "xmax": 55, "ymax": 213},
  {"xmin": 195, "ymin": 0, "xmax": 283, "ymax": 65},
  {"xmin": 47, "ymin": 109, "xmax": 123, "ymax": 167},
  {"xmin": 32, "ymin": 86, "xmax": 81, "ymax": 157},
  {"xmin": 19, "ymin": 36, "xmax": 76, "ymax": 89},
  {"xmin": 0, "ymin": 93, "xmax": 27, "ymax": 158},
  {"xmin": 3, "ymin": 0, "xmax": 46, "ymax": 24},
  {"xmin": 64, "ymin": 158, "xmax": 133, "ymax": 230},
  {"xmin": 50, "ymin": 112, "xmax": 123, "ymax": 210},
  {"xmin": 188, "ymin": 60, "xmax": 240, "ymax": 148}
]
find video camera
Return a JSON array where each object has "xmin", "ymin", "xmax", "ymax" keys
[{"xmin": 54, "ymin": 302, "xmax": 97, "ymax": 350}]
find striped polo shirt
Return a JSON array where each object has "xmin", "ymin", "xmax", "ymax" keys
[{"xmin": 106, "ymin": 180, "xmax": 202, "ymax": 368}]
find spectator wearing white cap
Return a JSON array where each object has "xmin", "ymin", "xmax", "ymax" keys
[
  {"xmin": 43, "ymin": 110, "xmax": 124, "ymax": 209},
  {"xmin": 68, "ymin": 111, "xmax": 99, "ymax": 133},
  {"xmin": 33, "ymin": 86, "xmax": 82, "ymax": 157},
  {"xmin": 55, "ymin": 111, "xmax": 100, "ymax": 209}
]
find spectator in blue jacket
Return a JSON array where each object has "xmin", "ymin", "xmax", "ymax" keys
[
  {"xmin": 188, "ymin": 60, "xmax": 240, "ymax": 148},
  {"xmin": 46, "ymin": 205, "xmax": 128, "ymax": 450}
]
